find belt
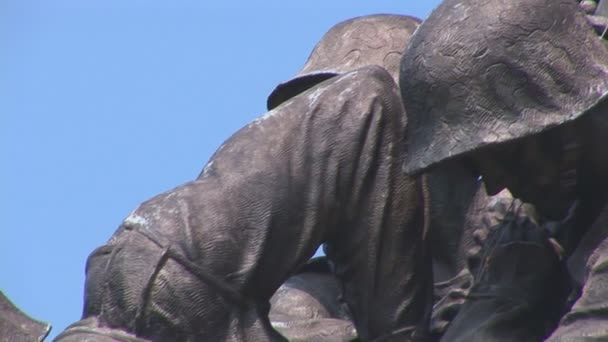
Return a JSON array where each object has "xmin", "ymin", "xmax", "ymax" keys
[{"xmin": 118, "ymin": 224, "xmax": 248, "ymax": 334}]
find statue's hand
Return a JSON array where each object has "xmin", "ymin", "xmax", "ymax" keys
[
  {"xmin": 439, "ymin": 206, "xmax": 572, "ymax": 341},
  {"xmin": 466, "ymin": 194, "xmax": 540, "ymax": 278},
  {"xmin": 471, "ymin": 209, "xmax": 563, "ymax": 281},
  {"xmin": 430, "ymin": 270, "xmax": 473, "ymax": 338}
]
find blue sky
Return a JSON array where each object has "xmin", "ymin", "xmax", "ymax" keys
[{"xmin": 1, "ymin": 1, "xmax": 440, "ymax": 339}]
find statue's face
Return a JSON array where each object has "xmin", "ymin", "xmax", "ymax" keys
[{"xmin": 469, "ymin": 131, "xmax": 579, "ymax": 221}]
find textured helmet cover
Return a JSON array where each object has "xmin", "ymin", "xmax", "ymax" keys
[
  {"xmin": 401, "ymin": 0, "xmax": 608, "ymax": 174},
  {"xmin": 267, "ymin": 14, "xmax": 421, "ymax": 110}
]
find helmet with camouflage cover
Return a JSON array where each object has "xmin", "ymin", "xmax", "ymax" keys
[
  {"xmin": 400, "ymin": 0, "xmax": 608, "ymax": 175},
  {"xmin": 267, "ymin": 14, "xmax": 421, "ymax": 110}
]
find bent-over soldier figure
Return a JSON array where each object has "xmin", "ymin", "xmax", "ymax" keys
[
  {"xmin": 400, "ymin": 0, "xmax": 608, "ymax": 340},
  {"xmin": 55, "ymin": 14, "xmax": 433, "ymax": 341}
]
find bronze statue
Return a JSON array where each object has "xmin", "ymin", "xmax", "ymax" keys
[
  {"xmin": 10, "ymin": 1, "xmax": 599, "ymax": 340},
  {"xmin": 266, "ymin": 183, "xmax": 541, "ymax": 341},
  {"xmin": 400, "ymin": 0, "xmax": 608, "ymax": 339},
  {"xmin": 55, "ymin": 15, "xmax": 433, "ymax": 341},
  {"xmin": 268, "ymin": 257, "xmax": 357, "ymax": 341},
  {"xmin": 264, "ymin": 11, "xmax": 545, "ymax": 340}
]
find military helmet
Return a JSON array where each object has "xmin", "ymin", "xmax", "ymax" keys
[
  {"xmin": 401, "ymin": 0, "xmax": 608, "ymax": 174},
  {"xmin": 267, "ymin": 14, "xmax": 421, "ymax": 110}
]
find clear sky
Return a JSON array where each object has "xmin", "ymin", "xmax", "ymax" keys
[{"xmin": 1, "ymin": 1, "xmax": 441, "ymax": 339}]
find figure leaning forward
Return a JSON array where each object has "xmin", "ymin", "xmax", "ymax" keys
[
  {"xmin": 55, "ymin": 14, "xmax": 433, "ymax": 341},
  {"xmin": 400, "ymin": 0, "xmax": 608, "ymax": 340}
]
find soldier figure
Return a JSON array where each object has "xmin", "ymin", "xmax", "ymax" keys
[
  {"xmin": 55, "ymin": 15, "xmax": 433, "ymax": 341},
  {"xmin": 400, "ymin": 0, "xmax": 608, "ymax": 340},
  {"xmin": 265, "ymin": 10, "xmax": 546, "ymax": 339}
]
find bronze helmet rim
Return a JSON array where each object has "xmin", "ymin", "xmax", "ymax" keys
[
  {"xmin": 400, "ymin": 0, "xmax": 608, "ymax": 175},
  {"xmin": 266, "ymin": 72, "xmax": 338, "ymax": 110}
]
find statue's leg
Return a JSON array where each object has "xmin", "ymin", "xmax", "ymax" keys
[
  {"xmin": 319, "ymin": 66, "xmax": 433, "ymax": 341},
  {"xmin": 269, "ymin": 258, "xmax": 358, "ymax": 341}
]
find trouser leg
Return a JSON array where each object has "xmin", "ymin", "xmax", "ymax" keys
[
  {"xmin": 325, "ymin": 171, "xmax": 431, "ymax": 342},
  {"xmin": 316, "ymin": 68, "xmax": 432, "ymax": 341},
  {"xmin": 198, "ymin": 66, "xmax": 434, "ymax": 340}
]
